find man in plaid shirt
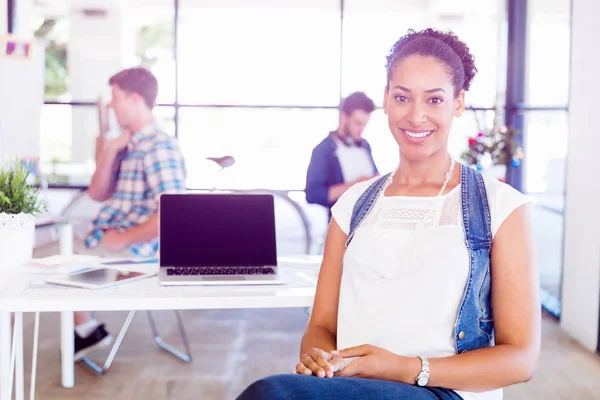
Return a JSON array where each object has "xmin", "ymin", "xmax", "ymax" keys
[
  {"xmin": 76, "ymin": 67, "xmax": 186, "ymax": 359},
  {"xmin": 84, "ymin": 122, "xmax": 186, "ymax": 257}
]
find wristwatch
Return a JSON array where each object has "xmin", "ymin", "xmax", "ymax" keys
[{"xmin": 415, "ymin": 356, "xmax": 430, "ymax": 387}]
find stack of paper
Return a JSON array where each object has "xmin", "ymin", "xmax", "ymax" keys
[{"xmin": 23, "ymin": 255, "xmax": 101, "ymax": 275}]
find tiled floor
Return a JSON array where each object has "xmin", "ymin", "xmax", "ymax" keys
[{"xmin": 10, "ymin": 310, "xmax": 600, "ymax": 400}]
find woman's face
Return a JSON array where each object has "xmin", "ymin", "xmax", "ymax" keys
[{"xmin": 383, "ymin": 55, "xmax": 465, "ymax": 162}]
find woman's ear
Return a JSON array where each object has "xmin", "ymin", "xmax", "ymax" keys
[{"xmin": 454, "ymin": 90, "xmax": 466, "ymax": 117}]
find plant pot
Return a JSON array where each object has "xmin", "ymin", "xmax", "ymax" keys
[{"xmin": 0, "ymin": 213, "xmax": 35, "ymax": 270}]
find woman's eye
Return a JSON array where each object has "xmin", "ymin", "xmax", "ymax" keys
[
  {"xmin": 429, "ymin": 97, "xmax": 444, "ymax": 104},
  {"xmin": 394, "ymin": 95, "xmax": 408, "ymax": 102}
]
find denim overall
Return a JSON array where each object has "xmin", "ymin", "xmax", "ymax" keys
[{"xmin": 345, "ymin": 165, "xmax": 494, "ymax": 353}]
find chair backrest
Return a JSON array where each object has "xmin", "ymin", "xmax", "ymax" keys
[
  {"xmin": 243, "ymin": 190, "xmax": 312, "ymax": 256},
  {"xmin": 59, "ymin": 189, "xmax": 104, "ymax": 237}
]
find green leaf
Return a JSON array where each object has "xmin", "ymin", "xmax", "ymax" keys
[{"xmin": 0, "ymin": 160, "xmax": 48, "ymax": 215}]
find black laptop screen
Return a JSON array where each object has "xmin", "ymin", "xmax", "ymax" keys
[{"xmin": 159, "ymin": 194, "xmax": 277, "ymax": 267}]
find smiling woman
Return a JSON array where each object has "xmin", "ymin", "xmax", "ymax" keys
[
  {"xmin": 237, "ymin": 28, "xmax": 540, "ymax": 400},
  {"xmin": 383, "ymin": 29, "xmax": 476, "ymax": 168}
]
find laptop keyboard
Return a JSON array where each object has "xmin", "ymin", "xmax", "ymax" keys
[{"xmin": 166, "ymin": 267, "xmax": 276, "ymax": 276}]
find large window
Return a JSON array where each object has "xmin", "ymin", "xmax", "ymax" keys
[
  {"xmin": 178, "ymin": 0, "xmax": 341, "ymax": 106},
  {"xmin": 523, "ymin": 111, "xmax": 568, "ymax": 195},
  {"xmin": 522, "ymin": 0, "xmax": 571, "ymax": 316},
  {"xmin": 39, "ymin": 104, "xmax": 176, "ymax": 185},
  {"xmin": 523, "ymin": 0, "xmax": 571, "ymax": 195},
  {"xmin": 341, "ymin": 0, "xmax": 503, "ymax": 173},
  {"xmin": 178, "ymin": 107, "xmax": 338, "ymax": 190},
  {"xmin": 29, "ymin": 1, "xmax": 572, "ymax": 301},
  {"xmin": 341, "ymin": 0, "xmax": 502, "ymax": 108},
  {"xmin": 34, "ymin": 0, "xmax": 175, "ymax": 103},
  {"xmin": 33, "ymin": 0, "xmax": 505, "ymax": 189}
]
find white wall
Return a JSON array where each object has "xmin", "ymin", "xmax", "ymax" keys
[
  {"xmin": 0, "ymin": 42, "xmax": 45, "ymax": 165},
  {"xmin": 0, "ymin": 0, "xmax": 43, "ymax": 165},
  {"xmin": 68, "ymin": 5, "xmax": 135, "ymax": 163},
  {"xmin": 12, "ymin": 0, "xmax": 33, "ymax": 36},
  {"xmin": 560, "ymin": 0, "xmax": 600, "ymax": 352},
  {"xmin": 0, "ymin": 0, "xmax": 6, "ymax": 36}
]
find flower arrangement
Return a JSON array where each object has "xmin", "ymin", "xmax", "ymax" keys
[{"xmin": 460, "ymin": 112, "xmax": 523, "ymax": 182}]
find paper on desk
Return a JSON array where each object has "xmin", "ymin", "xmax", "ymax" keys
[
  {"xmin": 102, "ymin": 258, "xmax": 159, "ymax": 265},
  {"xmin": 23, "ymin": 254, "xmax": 101, "ymax": 275}
]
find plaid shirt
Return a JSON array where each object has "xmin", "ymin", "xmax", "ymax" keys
[{"xmin": 85, "ymin": 123, "xmax": 187, "ymax": 257}]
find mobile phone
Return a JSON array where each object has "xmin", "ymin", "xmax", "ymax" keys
[{"xmin": 97, "ymin": 97, "xmax": 120, "ymax": 140}]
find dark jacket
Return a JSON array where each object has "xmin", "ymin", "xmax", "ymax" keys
[{"xmin": 305, "ymin": 132, "xmax": 378, "ymax": 209}]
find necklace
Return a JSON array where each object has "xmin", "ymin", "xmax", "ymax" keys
[{"xmin": 385, "ymin": 157, "xmax": 457, "ymax": 197}]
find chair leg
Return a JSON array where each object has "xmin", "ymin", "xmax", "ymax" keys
[
  {"xmin": 147, "ymin": 310, "xmax": 193, "ymax": 364},
  {"xmin": 78, "ymin": 310, "xmax": 137, "ymax": 376}
]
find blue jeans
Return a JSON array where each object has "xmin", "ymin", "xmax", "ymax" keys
[{"xmin": 237, "ymin": 374, "xmax": 463, "ymax": 400}]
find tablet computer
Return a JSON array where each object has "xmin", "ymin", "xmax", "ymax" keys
[{"xmin": 44, "ymin": 267, "xmax": 156, "ymax": 290}]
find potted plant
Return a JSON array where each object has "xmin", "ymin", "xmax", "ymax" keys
[{"xmin": 0, "ymin": 160, "xmax": 48, "ymax": 270}]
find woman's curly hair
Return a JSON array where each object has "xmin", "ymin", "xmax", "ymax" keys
[{"xmin": 385, "ymin": 28, "xmax": 478, "ymax": 95}]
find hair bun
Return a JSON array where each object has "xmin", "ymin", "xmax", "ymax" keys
[{"xmin": 385, "ymin": 28, "xmax": 477, "ymax": 93}]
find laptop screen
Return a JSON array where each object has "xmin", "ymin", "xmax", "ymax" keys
[{"xmin": 159, "ymin": 193, "xmax": 277, "ymax": 267}]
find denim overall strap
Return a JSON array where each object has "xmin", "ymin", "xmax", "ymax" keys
[
  {"xmin": 345, "ymin": 173, "xmax": 391, "ymax": 248},
  {"xmin": 454, "ymin": 165, "xmax": 494, "ymax": 353},
  {"xmin": 461, "ymin": 166, "xmax": 493, "ymax": 250}
]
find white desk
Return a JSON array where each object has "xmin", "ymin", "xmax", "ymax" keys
[{"xmin": 0, "ymin": 260, "xmax": 318, "ymax": 400}]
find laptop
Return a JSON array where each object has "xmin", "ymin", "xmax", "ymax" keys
[{"xmin": 158, "ymin": 193, "xmax": 285, "ymax": 286}]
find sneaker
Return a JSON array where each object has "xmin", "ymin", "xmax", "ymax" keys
[{"xmin": 74, "ymin": 324, "xmax": 113, "ymax": 361}]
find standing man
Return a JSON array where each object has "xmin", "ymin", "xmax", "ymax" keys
[{"xmin": 305, "ymin": 92, "xmax": 378, "ymax": 212}]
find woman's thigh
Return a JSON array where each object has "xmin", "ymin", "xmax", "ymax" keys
[{"xmin": 237, "ymin": 374, "xmax": 462, "ymax": 400}]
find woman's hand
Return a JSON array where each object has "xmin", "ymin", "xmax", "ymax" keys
[
  {"xmin": 296, "ymin": 348, "xmax": 346, "ymax": 378},
  {"xmin": 333, "ymin": 344, "xmax": 420, "ymax": 383}
]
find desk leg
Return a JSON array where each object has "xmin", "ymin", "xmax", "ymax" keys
[
  {"xmin": 0, "ymin": 313, "xmax": 11, "ymax": 400},
  {"xmin": 60, "ymin": 312, "xmax": 74, "ymax": 388},
  {"xmin": 59, "ymin": 223, "xmax": 74, "ymax": 388},
  {"xmin": 58, "ymin": 223, "xmax": 73, "ymax": 256},
  {"xmin": 30, "ymin": 312, "xmax": 40, "ymax": 400},
  {"xmin": 14, "ymin": 313, "xmax": 23, "ymax": 400}
]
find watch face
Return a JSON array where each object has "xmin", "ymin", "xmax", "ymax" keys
[{"xmin": 417, "ymin": 377, "xmax": 428, "ymax": 387}]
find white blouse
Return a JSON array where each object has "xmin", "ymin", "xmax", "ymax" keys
[{"xmin": 331, "ymin": 172, "xmax": 530, "ymax": 400}]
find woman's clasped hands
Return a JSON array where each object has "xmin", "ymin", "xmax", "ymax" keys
[{"xmin": 295, "ymin": 345, "xmax": 419, "ymax": 383}]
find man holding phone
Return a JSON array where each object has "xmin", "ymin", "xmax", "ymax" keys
[{"xmin": 36, "ymin": 67, "xmax": 187, "ymax": 360}]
